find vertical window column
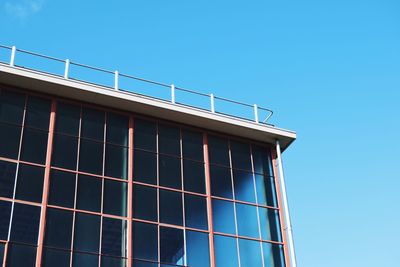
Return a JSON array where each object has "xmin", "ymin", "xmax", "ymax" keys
[{"xmin": 127, "ymin": 116, "xmax": 134, "ymax": 267}]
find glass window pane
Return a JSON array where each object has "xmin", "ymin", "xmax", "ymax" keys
[
  {"xmin": 158, "ymin": 124, "xmax": 180, "ymax": 156},
  {"xmin": 214, "ymin": 235, "xmax": 238, "ymax": 267},
  {"xmin": 102, "ymin": 217, "xmax": 127, "ymax": 257},
  {"xmin": 134, "ymin": 119, "xmax": 156, "ymax": 151},
  {"xmin": 233, "ymin": 170, "xmax": 256, "ymax": 203},
  {"xmin": 79, "ymin": 139, "xmax": 103, "ymax": 175},
  {"xmin": 42, "ymin": 248, "xmax": 70, "ymax": 267},
  {"xmin": 15, "ymin": 164, "xmax": 44, "ymax": 203},
  {"xmin": 0, "ymin": 160, "xmax": 17, "ymax": 198},
  {"xmin": 76, "ymin": 175, "xmax": 102, "ymax": 212},
  {"xmin": 132, "ymin": 222, "xmax": 158, "ymax": 261},
  {"xmin": 212, "ymin": 199, "xmax": 236, "ymax": 235},
  {"xmin": 0, "ymin": 200, "xmax": 12, "ymax": 240},
  {"xmin": 72, "ymin": 252, "xmax": 99, "ymax": 267},
  {"xmin": 182, "ymin": 130, "xmax": 203, "ymax": 161},
  {"xmin": 55, "ymin": 102, "xmax": 80, "ymax": 136},
  {"xmin": 186, "ymin": 230, "xmax": 210, "ymax": 267},
  {"xmin": 6, "ymin": 243, "xmax": 37, "ymax": 267},
  {"xmin": 133, "ymin": 150, "xmax": 156, "ymax": 185},
  {"xmin": 48, "ymin": 170, "xmax": 76, "ymax": 208},
  {"xmin": 133, "ymin": 259, "xmax": 158, "ymax": 267},
  {"xmin": 20, "ymin": 128, "xmax": 48, "ymax": 164},
  {"xmin": 263, "ymin": 243, "xmax": 285, "ymax": 267},
  {"xmin": 103, "ymin": 179, "xmax": 127, "ymax": 217},
  {"xmin": 159, "ymin": 226, "xmax": 184, "ymax": 265},
  {"xmin": 81, "ymin": 108, "xmax": 104, "ymax": 141},
  {"xmin": 255, "ymin": 174, "xmax": 277, "ymax": 207},
  {"xmin": 52, "ymin": 134, "xmax": 78, "ymax": 170},
  {"xmin": 73, "ymin": 212, "xmax": 100, "ymax": 253},
  {"xmin": 238, "ymin": 239, "xmax": 263, "ymax": 267},
  {"xmin": 208, "ymin": 135, "xmax": 229, "ymax": 166},
  {"xmin": 105, "ymin": 144, "xmax": 128, "ymax": 179},
  {"xmin": 0, "ymin": 89, "xmax": 25, "ymax": 125},
  {"xmin": 230, "ymin": 141, "xmax": 251, "ymax": 171},
  {"xmin": 236, "ymin": 203, "xmax": 259, "ymax": 238},
  {"xmin": 10, "ymin": 203, "xmax": 41, "ymax": 244},
  {"xmin": 159, "ymin": 155, "xmax": 181, "ymax": 189},
  {"xmin": 101, "ymin": 255, "xmax": 126, "ymax": 267},
  {"xmin": 159, "ymin": 190, "xmax": 183, "ymax": 226},
  {"xmin": 183, "ymin": 160, "xmax": 205, "ymax": 194},
  {"xmin": 133, "ymin": 185, "xmax": 157, "ymax": 222},
  {"xmin": 44, "ymin": 208, "xmax": 73, "ymax": 249},
  {"xmin": 25, "ymin": 96, "xmax": 51, "ymax": 130},
  {"xmin": 252, "ymin": 146, "xmax": 273, "ymax": 176},
  {"xmin": 0, "ymin": 243, "xmax": 4, "ymax": 266},
  {"xmin": 107, "ymin": 113, "xmax": 128, "ymax": 146},
  {"xmin": 259, "ymin": 208, "xmax": 282, "ymax": 242},
  {"xmin": 184, "ymin": 195, "xmax": 208, "ymax": 230},
  {"xmin": 0, "ymin": 123, "xmax": 21, "ymax": 159},
  {"xmin": 210, "ymin": 165, "xmax": 233, "ymax": 199}
]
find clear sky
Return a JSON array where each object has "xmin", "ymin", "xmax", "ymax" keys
[{"xmin": 1, "ymin": 0, "xmax": 399, "ymax": 266}]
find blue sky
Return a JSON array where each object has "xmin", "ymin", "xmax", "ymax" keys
[{"xmin": 1, "ymin": 0, "xmax": 400, "ymax": 266}]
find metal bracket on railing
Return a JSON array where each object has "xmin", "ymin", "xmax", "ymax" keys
[
  {"xmin": 171, "ymin": 84, "xmax": 175, "ymax": 104},
  {"xmin": 64, "ymin": 59, "xmax": 70, "ymax": 79},
  {"xmin": 10, "ymin": 46, "xmax": 16, "ymax": 66},
  {"xmin": 210, "ymin": 94, "xmax": 215, "ymax": 113},
  {"xmin": 114, "ymin": 71, "xmax": 119, "ymax": 91},
  {"xmin": 254, "ymin": 104, "xmax": 259, "ymax": 123}
]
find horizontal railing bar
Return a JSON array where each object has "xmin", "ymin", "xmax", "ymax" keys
[
  {"xmin": 0, "ymin": 45, "xmax": 12, "ymax": 50},
  {"xmin": 175, "ymin": 86, "xmax": 210, "ymax": 97},
  {"xmin": 119, "ymin": 73, "xmax": 170, "ymax": 88},
  {"xmin": 214, "ymin": 95, "xmax": 254, "ymax": 108},
  {"xmin": 15, "ymin": 48, "xmax": 65, "ymax": 63},
  {"xmin": 258, "ymin": 106, "xmax": 274, "ymax": 114},
  {"xmin": 70, "ymin": 61, "xmax": 114, "ymax": 74}
]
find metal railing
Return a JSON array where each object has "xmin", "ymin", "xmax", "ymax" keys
[{"xmin": 0, "ymin": 44, "xmax": 274, "ymax": 124}]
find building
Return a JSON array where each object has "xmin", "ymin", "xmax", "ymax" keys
[{"xmin": 0, "ymin": 45, "xmax": 296, "ymax": 267}]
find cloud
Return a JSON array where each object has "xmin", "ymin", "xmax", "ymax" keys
[{"xmin": 4, "ymin": 0, "xmax": 44, "ymax": 19}]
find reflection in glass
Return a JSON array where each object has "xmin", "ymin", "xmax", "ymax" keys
[
  {"xmin": 132, "ymin": 222, "xmax": 158, "ymax": 261},
  {"xmin": 73, "ymin": 212, "xmax": 100, "ymax": 253},
  {"xmin": 76, "ymin": 174, "xmax": 102, "ymax": 212},
  {"xmin": 263, "ymin": 243, "xmax": 285, "ymax": 267},
  {"xmin": 107, "ymin": 113, "xmax": 128, "ymax": 146},
  {"xmin": 72, "ymin": 252, "xmax": 99, "ymax": 267},
  {"xmin": 255, "ymin": 174, "xmax": 277, "ymax": 207},
  {"xmin": 79, "ymin": 139, "xmax": 103, "ymax": 175},
  {"xmin": 104, "ymin": 179, "xmax": 127, "ymax": 216},
  {"xmin": 25, "ymin": 96, "xmax": 51, "ymax": 130},
  {"xmin": 230, "ymin": 141, "xmax": 251, "ymax": 171},
  {"xmin": 182, "ymin": 130, "xmax": 203, "ymax": 161},
  {"xmin": 0, "ymin": 123, "xmax": 21, "ymax": 159},
  {"xmin": 233, "ymin": 170, "xmax": 256, "ymax": 203},
  {"xmin": 159, "ymin": 154, "xmax": 181, "ymax": 189},
  {"xmin": 183, "ymin": 159, "xmax": 205, "ymax": 194},
  {"xmin": 186, "ymin": 230, "xmax": 210, "ymax": 267},
  {"xmin": 134, "ymin": 119, "xmax": 156, "ymax": 151},
  {"xmin": 158, "ymin": 124, "xmax": 180, "ymax": 156},
  {"xmin": 52, "ymin": 134, "xmax": 78, "ymax": 170},
  {"xmin": 160, "ymin": 226, "xmax": 184, "ymax": 265},
  {"xmin": 185, "ymin": 195, "xmax": 208, "ymax": 230},
  {"xmin": 0, "ymin": 89, "xmax": 25, "ymax": 125},
  {"xmin": 0, "ymin": 243, "xmax": 4, "ymax": 266},
  {"xmin": 208, "ymin": 135, "xmax": 229, "ymax": 166},
  {"xmin": 133, "ymin": 185, "xmax": 157, "ymax": 222},
  {"xmin": 259, "ymin": 207, "xmax": 282, "ymax": 242},
  {"xmin": 252, "ymin": 145, "xmax": 273, "ymax": 176},
  {"xmin": 0, "ymin": 200, "xmax": 12, "ymax": 240},
  {"xmin": 102, "ymin": 217, "xmax": 127, "ymax": 257},
  {"xmin": 0, "ymin": 160, "xmax": 17, "ymax": 198},
  {"xmin": 101, "ymin": 256, "xmax": 127, "ymax": 267},
  {"xmin": 81, "ymin": 108, "xmax": 104, "ymax": 141},
  {"xmin": 20, "ymin": 128, "xmax": 48, "ymax": 164},
  {"xmin": 214, "ymin": 235, "xmax": 238, "ymax": 267},
  {"xmin": 133, "ymin": 150, "xmax": 157, "ymax": 185},
  {"xmin": 236, "ymin": 203, "xmax": 259, "ymax": 238},
  {"xmin": 210, "ymin": 165, "xmax": 233, "ymax": 199},
  {"xmin": 48, "ymin": 169, "xmax": 76, "ymax": 208},
  {"xmin": 238, "ymin": 239, "xmax": 263, "ymax": 267},
  {"xmin": 6, "ymin": 243, "xmax": 37, "ymax": 267},
  {"xmin": 44, "ymin": 208, "xmax": 73, "ymax": 249},
  {"xmin": 160, "ymin": 190, "xmax": 183, "ymax": 226},
  {"xmin": 55, "ymin": 102, "xmax": 80, "ymax": 136},
  {"xmin": 10, "ymin": 203, "xmax": 41, "ymax": 245},
  {"xmin": 105, "ymin": 144, "xmax": 128, "ymax": 179},
  {"xmin": 42, "ymin": 247, "xmax": 70, "ymax": 267},
  {"xmin": 132, "ymin": 260, "xmax": 158, "ymax": 267},
  {"xmin": 212, "ymin": 199, "xmax": 236, "ymax": 235}
]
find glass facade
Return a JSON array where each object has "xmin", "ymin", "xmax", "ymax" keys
[{"xmin": 0, "ymin": 87, "xmax": 286, "ymax": 267}]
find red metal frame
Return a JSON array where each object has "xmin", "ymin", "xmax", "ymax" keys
[{"xmin": 127, "ymin": 116, "xmax": 134, "ymax": 266}]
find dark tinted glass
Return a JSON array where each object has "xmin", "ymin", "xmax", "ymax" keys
[
  {"xmin": 239, "ymin": 239, "xmax": 263, "ymax": 267},
  {"xmin": 101, "ymin": 256, "xmax": 126, "ymax": 267},
  {"xmin": 81, "ymin": 108, "xmax": 104, "ymax": 140},
  {"xmin": 255, "ymin": 174, "xmax": 277, "ymax": 207},
  {"xmin": 133, "ymin": 150, "xmax": 156, "ymax": 184},
  {"xmin": 159, "ymin": 155, "xmax": 181, "ymax": 189},
  {"xmin": 133, "ymin": 185, "xmax": 157, "ymax": 221},
  {"xmin": 107, "ymin": 113, "xmax": 128, "ymax": 146},
  {"xmin": 0, "ymin": 123, "xmax": 21, "ymax": 159},
  {"xmin": 0, "ymin": 200, "xmax": 12, "ymax": 240},
  {"xmin": 182, "ymin": 130, "xmax": 203, "ymax": 161},
  {"xmin": 25, "ymin": 96, "xmax": 51, "ymax": 130},
  {"xmin": 134, "ymin": 119, "xmax": 156, "ymax": 151},
  {"xmin": 263, "ymin": 243, "xmax": 285, "ymax": 267},
  {"xmin": 55, "ymin": 102, "xmax": 80, "ymax": 135},
  {"xmin": 208, "ymin": 135, "xmax": 229, "ymax": 166},
  {"xmin": 158, "ymin": 124, "xmax": 180, "ymax": 156},
  {"xmin": 0, "ymin": 160, "xmax": 17, "ymax": 198},
  {"xmin": 0, "ymin": 89, "xmax": 25, "ymax": 125},
  {"xmin": 159, "ymin": 190, "xmax": 183, "ymax": 226},
  {"xmin": 186, "ymin": 230, "xmax": 210, "ymax": 267},
  {"xmin": 252, "ymin": 146, "xmax": 273, "ymax": 176},
  {"xmin": 6, "ymin": 243, "xmax": 37, "ymax": 267},
  {"xmin": 105, "ymin": 144, "xmax": 128, "ymax": 179},
  {"xmin": 212, "ymin": 199, "xmax": 236, "ymax": 235},
  {"xmin": 233, "ymin": 170, "xmax": 256, "ymax": 203},
  {"xmin": 74, "ymin": 212, "xmax": 100, "ymax": 253},
  {"xmin": 76, "ymin": 175, "xmax": 102, "ymax": 212},
  {"xmin": 44, "ymin": 208, "xmax": 73, "ymax": 249},
  {"xmin": 102, "ymin": 217, "xmax": 126, "ymax": 257},
  {"xmin": 15, "ymin": 164, "xmax": 44, "ymax": 203},
  {"xmin": 42, "ymin": 248, "xmax": 70, "ymax": 267},
  {"xmin": 236, "ymin": 203, "xmax": 259, "ymax": 238},
  {"xmin": 0, "ymin": 243, "xmax": 4, "ymax": 266},
  {"xmin": 48, "ymin": 170, "xmax": 75, "ymax": 208},
  {"xmin": 185, "ymin": 195, "xmax": 208, "ymax": 230},
  {"xmin": 79, "ymin": 139, "xmax": 103, "ymax": 175},
  {"xmin": 214, "ymin": 235, "xmax": 238, "ymax": 267},
  {"xmin": 132, "ymin": 259, "xmax": 158, "ymax": 267},
  {"xmin": 230, "ymin": 141, "xmax": 251, "ymax": 171},
  {"xmin": 160, "ymin": 226, "xmax": 184, "ymax": 265},
  {"xmin": 132, "ymin": 222, "xmax": 158, "ymax": 261},
  {"xmin": 72, "ymin": 252, "xmax": 98, "ymax": 267},
  {"xmin": 259, "ymin": 208, "xmax": 281, "ymax": 242},
  {"xmin": 10, "ymin": 203, "xmax": 41, "ymax": 244},
  {"xmin": 103, "ymin": 179, "xmax": 127, "ymax": 216},
  {"xmin": 52, "ymin": 134, "xmax": 78, "ymax": 170},
  {"xmin": 20, "ymin": 128, "xmax": 48, "ymax": 164},
  {"xmin": 183, "ymin": 160, "xmax": 205, "ymax": 194},
  {"xmin": 210, "ymin": 165, "xmax": 233, "ymax": 199}
]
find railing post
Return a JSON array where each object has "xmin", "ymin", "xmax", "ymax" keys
[
  {"xmin": 210, "ymin": 94, "xmax": 215, "ymax": 113},
  {"xmin": 10, "ymin": 46, "xmax": 16, "ymax": 66},
  {"xmin": 254, "ymin": 104, "xmax": 259, "ymax": 123},
  {"xmin": 64, "ymin": 59, "xmax": 70, "ymax": 79},
  {"xmin": 171, "ymin": 84, "xmax": 175, "ymax": 104},
  {"xmin": 114, "ymin": 71, "xmax": 119, "ymax": 91}
]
